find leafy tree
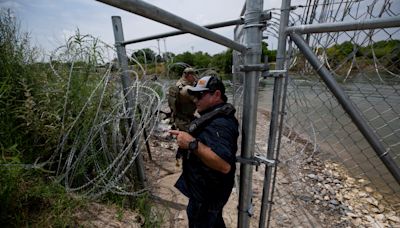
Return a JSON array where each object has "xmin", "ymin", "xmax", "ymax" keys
[
  {"xmin": 261, "ymin": 41, "xmax": 277, "ymax": 62},
  {"xmin": 210, "ymin": 49, "xmax": 232, "ymax": 74},
  {"xmin": 163, "ymin": 51, "xmax": 175, "ymax": 62},
  {"xmin": 130, "ymin": 48, "xmax": 157, "ymax": 64},
  {"xmin": 193, "ymin": 51, "xmax": 211, "ymax": 68},
  {"xmin": 327, "ymin": 41, "xmax": 361, "ymax": 58},
  {"xmin": 173, "ymin": 51, "xmax": 194, "ymax": 66}
]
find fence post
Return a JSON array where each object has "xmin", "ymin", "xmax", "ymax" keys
[
  {"xmin": 111, "ymin": 16, "xmax": 147, "ymax": 189},
  {"xmin": 258, "ymin": 0, "xmax": 292, "ymax": 227},
  {"xmin": 237, "ymin": 0, "xmax": 263, "ymax": 227}
]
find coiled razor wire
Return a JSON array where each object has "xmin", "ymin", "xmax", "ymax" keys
[{"xmin": 46, "ymin": 34, "xmax": 165, "ymax": 198}]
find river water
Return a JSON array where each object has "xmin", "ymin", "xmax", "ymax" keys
[{"xmin": 256, "ymin": 79, "xmax": 400, "ymax": 195}]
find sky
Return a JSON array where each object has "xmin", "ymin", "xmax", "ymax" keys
[
  {"xmin": 2, "ymin": 0, "xmax": 398, "ymax": 58},
  {"xmin": 1, "ymin": 0, "xmax": 281, "ymax": 57}
]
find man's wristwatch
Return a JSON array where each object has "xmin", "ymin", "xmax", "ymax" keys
[{"xmin": 188, "ymin": 138, "xmax": 199, "ymax": 151}]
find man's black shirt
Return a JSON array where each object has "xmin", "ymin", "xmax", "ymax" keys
[{"xmin": 175, "ymin": 103, "xmax": 239, "ymax": 208}]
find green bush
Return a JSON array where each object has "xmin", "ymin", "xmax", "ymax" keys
[{"xmin": 0, "ymin": 161, "xmax": 83, "ymax": 226}]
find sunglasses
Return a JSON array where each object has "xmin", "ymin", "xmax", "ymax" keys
[{"xmin": 193, "ymin": 91, "xmax": 214, "ymax": 100}]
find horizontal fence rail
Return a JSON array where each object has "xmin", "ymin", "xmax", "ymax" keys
[
  {"xmin": 96, "ymin": 0, "xmax": 247, "ymax": 52},
  {"xmin": 123, "ymin": 18, "xmax": 244, "ymax": 45},
  {"xmin": 286, "ymin": 16, "xmax": 400, "ymax": 34}
]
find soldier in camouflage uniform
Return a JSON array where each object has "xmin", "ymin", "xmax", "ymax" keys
[{"xmin": 168, "ymin": 67, "xmax": 197, "ymax": 132}]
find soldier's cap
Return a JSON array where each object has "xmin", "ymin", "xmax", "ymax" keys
[
  {"xmin": 188, "ymin": 76, "xmax": 225, "ymax": 95},
  {"xmin": 183, "ymin": 67, "xmax": 195, "ymax": 74}
]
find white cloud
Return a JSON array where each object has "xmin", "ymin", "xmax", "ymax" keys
[{"xmin": 0, "ymin": 0, "xmax": 22, "ymax": 9}]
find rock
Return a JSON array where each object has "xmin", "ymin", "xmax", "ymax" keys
[
  {"xmin": 324, "ymin": 195, "xmax": 330, "ymax": 201},
  {"xmin": 324, "ymin": 184, "xmax": 333, "ymax": 191},
  {"xmin": 339, "ymin": 204, "xmax": 349, "ymax": 211},
  {"xmin": 365, "ymin": 186, "xmax": 374, "ymax": 193},
  {"xmin": 374, "ymin": 214, "xmax": 385, "ymax": 221},
  {"xmin": 314, "ymin": 194, "xmax": 322, "ymax": 200},
  {"xmin": 353, "ymin": 218, "xmax": 362, "ymax": 226},
  {"xmin": 373, "ymin": 192, "xmax": 383, "ymax": 200},
  {"xmin": 378, "ymin": 204, "xmax": 385, "ymax": 213},
  {"xmin": 347, "ymin": 177, "xmax": 355, "ymax": 184},
  {"xmin": 365, "ymin": 215, "xmax": 375, "ymax": 223},
  {"xmin": 371, "ymin": 221, "xmax": 387, "ymax": 228},
  {"xmin": 346, "ymin": 212, "xmax": 358, "ymax": 218},
  {"xmin": 358, "ymin": 178, "xmax": 370, "ymax": 186},
  {"xmin": 371, "ymin": 207, "xmax": 380, "ymax": 213},
  {"xmin": 358, "ymin": 192, "xmax": 368, "ymax": 197},
  {"xmin": 365, "ymin": 197, "xmax": 379, "ymax": 207},
  {"xmin": 329, "ymin": 200, "xmax": 339, "ymax": 206},
  {"xmin": 298, "ymin": 195, "xmax": 313, "ymax": 202},
  {"xmin": 280, "ymin": 179, "xmax": 289, "ymax": 184},
  {"xmin": 307, "ymin": 173, "xmax": 317, "ymax": 179},
  {"xmin": 344, "ymin": 193, "xmax": 352, "ymax": 200},
  {"xmin": 387, "ymin": 211, "xmax": 396, "ymax": 217},
  {"xmin": 328, "ymin": 204, "xmax": 337, "ymax": 210},
  {"xmin": 387, "ymin": 215, "xmax": 400, "ymax": 223},
  {"xmin": 337, "ymin": 194, "xmax": 343, "ymax": 202}
]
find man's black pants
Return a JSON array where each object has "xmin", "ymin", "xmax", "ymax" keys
[{"xmin": 187, "ymin": 198, "xmax": 226, "ymax": 228}]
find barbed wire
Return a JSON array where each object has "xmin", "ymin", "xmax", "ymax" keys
[{"xmin": 42, "ymin": 34, "xmax": 166, "ymax": 198}]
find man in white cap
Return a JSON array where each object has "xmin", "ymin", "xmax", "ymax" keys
[{"xmin": 170, "ymin": 76, "xmax": 239, "ymax": 228}]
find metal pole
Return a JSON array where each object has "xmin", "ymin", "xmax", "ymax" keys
[
  {"xmin": 267, "ymin": 38, "xmax": 294, "ymax": 227},
  {"xmin": 289, "ymin": 32, "xmax": 400, "ymax": 185},
  {"xmin": 112, "ymin": 16, "xmax": 147, "ymax": 188},
  {"xmin": 238, "ymin": 0, "xmax": 263, "ymax": 227},
  {"xmin": 97, "ymin": 0, "xmax": 247, "ymax": 53},
  {"xmin": 122, "ymin": 18, "xmax": 244, "ymax": 45},
  {"xmin": 286, "ymin": 16, "xmax": 400, "ymax": 34},
  {"xmin": 259, "ymin": 0, "xmax": 291, "ymax": 227}
]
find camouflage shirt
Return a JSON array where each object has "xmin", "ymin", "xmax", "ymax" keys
[{"xmin": 168, "ymin": 77, "xmax": 196, "ymax": 131}]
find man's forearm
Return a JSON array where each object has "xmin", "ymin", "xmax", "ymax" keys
[{"xmin": 195, "ymin": 142, "xmax": 231, "ymax": 174}]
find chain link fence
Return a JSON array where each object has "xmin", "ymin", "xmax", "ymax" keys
[{"xmin": 233, "ymin": 0, "xmax": 399, "ymax": 227}]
